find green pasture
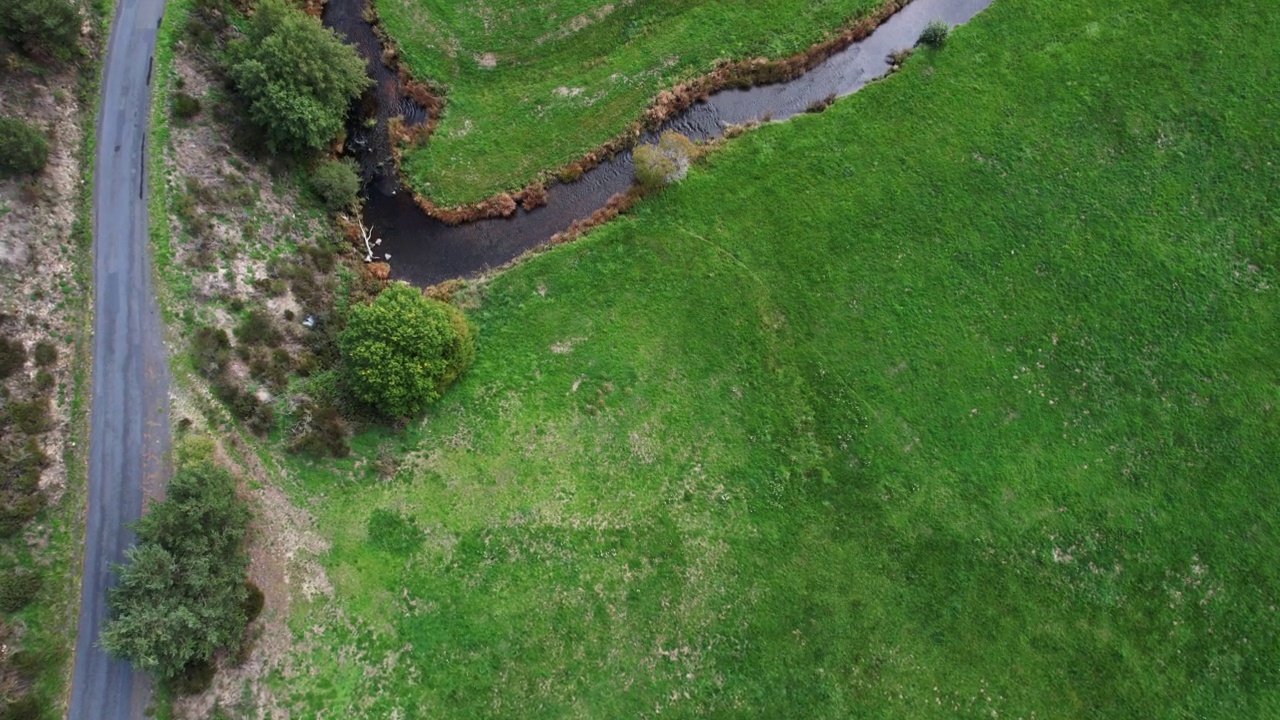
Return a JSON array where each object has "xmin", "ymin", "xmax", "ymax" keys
[{"xmin": 276, "ymin": 0, "xmax": 1280, "ymax": 716}]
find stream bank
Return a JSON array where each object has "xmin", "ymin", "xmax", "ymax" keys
[{"xmin": 323, "ymin": 0, "xmax": 993, "ymax": 287}]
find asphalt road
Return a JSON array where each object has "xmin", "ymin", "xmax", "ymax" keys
[{"xmin": 69, "ymin": 0, "xmax": 171, "ymax": 717}]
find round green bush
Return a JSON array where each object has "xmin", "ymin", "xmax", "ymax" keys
[
  {"xmin": 34, "ymin": 369, "xmax": 54, "ymax": 391},
  {"xmin": 0, "ymin": 569, "xmax": 42, "ymax": 613},
  {"xmin": 0, "ymin": 118, "xmax": 49, "ymax": 177},
  {"xmin": 918, "ymin": 19, "xmax": 950, "ymax": 49},
  {"xmin": 309, "ymin": 158, "xmax": 361, "ymax": 212},
  {"xmin": 339, "ymin": 283, "xmax": 475, "ymax": 418},
  {"xmin": 172, "ymin": 91, "xmax": 203, "ymax": 120}
]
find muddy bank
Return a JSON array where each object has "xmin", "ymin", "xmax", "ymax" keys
[{"xmin": 324, "ymin": 0, "xmax": 993, "ymax": 287}]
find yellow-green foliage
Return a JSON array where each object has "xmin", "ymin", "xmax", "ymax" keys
[{"xmin": 338, "ymin": 283, "xmax": 475, "ymax": 418}]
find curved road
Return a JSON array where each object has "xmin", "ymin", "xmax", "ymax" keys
[{"xmin": 70, "ymin": 0, "xmax": 171, "ymax": 718}]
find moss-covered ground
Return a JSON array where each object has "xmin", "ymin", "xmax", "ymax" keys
[{"xmin": 278, "ymin": 0, "xmax": 1280, "ymax": 716}]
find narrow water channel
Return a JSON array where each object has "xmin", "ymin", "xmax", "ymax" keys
[{"xmin": 323, "ymin": 0, "xmax": 993, "ymax": 287}]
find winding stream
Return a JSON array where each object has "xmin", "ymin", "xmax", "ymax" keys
[{"xmin": 324, "ymin": 0, "xmax": 993, "ymax": 287}]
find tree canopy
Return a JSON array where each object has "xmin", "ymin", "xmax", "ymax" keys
[
  {"xmin": 0, "ymin": 0, "xmax": 80, "ymax": 60},
  {"xmin": 101, "ymin": 454, "xmax": 251, "ymax": 680},
  {"xmin": 225, "ymin": 0, "xmax": 369, "ymax": 155},
  {"xmin": 339, "ymin": 283, "xmax": 475, "ymax": 418}
]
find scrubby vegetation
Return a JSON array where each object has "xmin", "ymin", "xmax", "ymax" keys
[
  {"xmin": 278, "ymin": 0, "xmax": 1280, "ymax": 716},
  {"xmin": 0, "ymin": 326, "xmax": 64, "ymax": 718},
  {"xmin": 0, "ymin": 569, "xmax": 42, "ymax": 614},
  {"xmin": 917, "ymin": 18, "xmax": 950, "ymax": 48},
  {"xmin": 171, "ymin": 91, "xmax": 202, "ymax": 120},
  {"xmin": 309, "ymin": 158, "xmax": 361, "ymax": 213},
  {"xmin": 151, "ymin": 0, "xmax": 406, "ymax": 456},
  {"xmin": 225, "ymin": 0, "xmax": 369, "ymax": 155},
  {"xmin": 339, "ymin": 283, "xmax": 475, "ymax": 419},
  {"xmin": 0, "ymin": 338, "xmax": 25, "ymax": 379},
  {"xmin": 0, "ymin": 118, "xmax": 49, "ymax": 178},
  {"xmin": 102, "ymin": 439, "xmax": 252, "ymax": 682},
  {"xmin": 0, "ymin": 0, "xmax": 102, "ymax": 715}
]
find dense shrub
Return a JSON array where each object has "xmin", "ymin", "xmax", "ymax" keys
[
  {"xmin": 32, "ymin": 342, "xmax": 56, "ymax": 368},
  {"xmin": 0, "ymin": 494, "xmax": 43, "ymax": 538},
  {"xmin": 0, "ymin": 439, "xmax": 48, "ymax": 537},
  {"xmin": 33, "ymin": 369, "xmax": 54, "ymax": 391},
  {"xmin": 243, "ymin": 582, "xmax": 265, "ymax": 622},
  {"xmin": 633, "ymin": 131, "xmax": 695, "ymax": 189},
  {"xmin": 305, "ymin": 314, "xmax": 344, "ymax": 370},
  {"xmin": 102, "ymin": 459, "xmax": 251, "ymax": 681},
  {"xmin": 339, "ymin": 283, "xmax": 475, "ymax": 418},
  {"xmin": 0, "ymin": 119, "xmax": 49, "ymax": 178},
  {"xmin": 212, "ymin": 378, "xmax": 276, "ymax": 436},
  {"xmin": 224, "ymin": 0, "xmax": 370, "ymax": 155},
  {"xmin": 0, "ymin": 569, "xmax": 41, "ymax": 613},
  {"xmin": 0, "ymin": 0, "xmax": 79, "ymax": 60},
  {"xmin": 245, "ymin": 347, "xmax": 290, "ymax": 392},
  {"xmin": 183, "ymin": 0, "xmax": 231, "ymax": 48},
  {"xmin": 0, "ymin": 338, "xmax": 25, "ymax": 379},
  {"xmin": 234, "ymin": 310, "xmax": 283, "ymax": 348},
  {"xmin": 10, "ymin": 397, "xmax": 50, "ymax": 436},
  {"xmin": 310, "ymin": 159, "xmax": 360, "ymax": 212},
  {"xmin": 0, "ymin": 695, "xmax": 42, "ymax": 720},
  {"xmin": 918, "ymin": 20, "xmax": 950, "ymax": 48},
  {"xmin": 173, "ymin": 92, "xmax": 203, "ymax": 120},
  {"xmin": 192, "ymin": 326, "xmax": 232, "ymax": 378}
]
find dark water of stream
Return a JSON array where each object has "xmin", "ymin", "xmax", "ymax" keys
[{"xmin": 323, "ymin": 0, "xmax": 993, "ymax": 287}]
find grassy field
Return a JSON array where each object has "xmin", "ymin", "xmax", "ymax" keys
[
  {"xmin": 377, "ymin": 0, "xmax": 882, "ymax": 205},
  {"xmin": 276, "ymin": 0, "xmax": 1280, "ymax": 716}
]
